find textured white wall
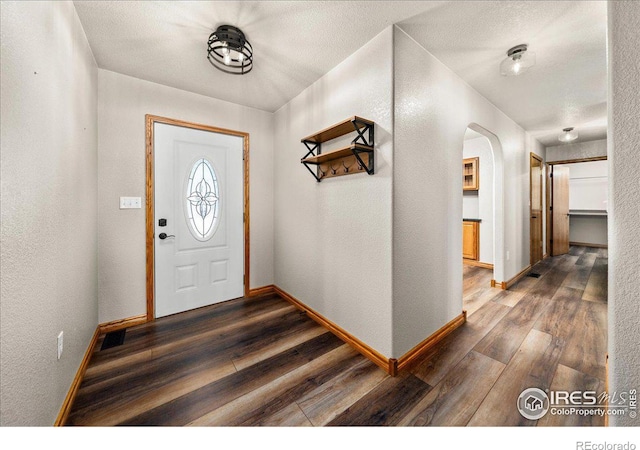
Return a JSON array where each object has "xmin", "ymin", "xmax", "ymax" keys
[
  {"xmin": 97, "ymin": 70, "xmax": 274, "ymax": 324},
  {"xmin": 546, "ymin": 139, "xmax": 607, "ymax": 163},
  {"xmin": 0, "ymin": 1, "xmax": 98, "ymax": 425},
  {"xmin": 463, "ymin": 137, "xmax": 494, "ymax": 264},
  {"xmin": 569, "ymin": 217, "xmax": 608, "ymax": 246},
  {"xmin": 392, "ymin": 27, "xmax": 544, "ymax": 357},
  {"xmin": 274, "ymin": 28, "xmax": 394, "ymax": 357},
  {"xmin": 608, "ymin": 0, "xmax": 640, "ymax": 427}
]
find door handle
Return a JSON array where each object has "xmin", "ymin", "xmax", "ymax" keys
[
  {"xmin": 531, "ymin": 215, "xmax": 538, "ymax": 219},
  {"xmin": 159, "ymin": 233, "xmax": 175, "ymax": 240}
]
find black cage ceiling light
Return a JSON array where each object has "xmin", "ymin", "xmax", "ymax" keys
[{"xmin": 207, "ymin": 25, "xmax": 253, "ymax": 75}]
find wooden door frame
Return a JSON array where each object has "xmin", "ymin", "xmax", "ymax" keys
[
  {"xmin": 546, "ymin": 156, "xmax": 607, "ymax": 256},
  {"xmin": 145, "ymin": 114, "xmax": 250, "ymax": 321},
  {"xmin": 529, "ymin": 153, "xmax": 544, "ymax": 265},
  {"xmin": 546, "ymin": 163, "xmax": 553, "ymax": 257},
  {"xmin": 546, "ymin": 156, "xmax": 607, "ymax": 166}
]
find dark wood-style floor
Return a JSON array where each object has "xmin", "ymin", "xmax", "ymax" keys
[{"xmin": 67, "ymin": 246, "xmax": 607, "ymax": 426}]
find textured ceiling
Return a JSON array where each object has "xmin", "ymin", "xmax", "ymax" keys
[
  {"xmin": 73, "ymin": 1, "xmax": 438, "ymax": 112},
  {"xmin": 74, "ymin": 1, "xmax": 607, "ymax": 147},
  {"xmin": 397, "ymin": 1, "xmax": 608, "ymax": 147}
]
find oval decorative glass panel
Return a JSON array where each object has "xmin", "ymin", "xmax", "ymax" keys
[{"xmin": 185, "ymin": 158, "xmax": 220, "ymax": 241}]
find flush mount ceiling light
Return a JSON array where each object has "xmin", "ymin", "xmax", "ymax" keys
[
  {"xmin": 207, "ymin": 25, "xmax": 253, "ymax": 75},
  {"xmin": 500, "ymin": 44, "xmax": 535, "ymax": 76},
  {"xmin": 558, "ymin": 127, "xmax": 579, "ymax": 143}
]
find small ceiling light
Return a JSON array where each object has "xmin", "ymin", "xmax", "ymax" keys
[
  {"xmin": 207, "ymin": 25, "xmax": 253, "ymax": 75},
  {"xmin": 500, "ymin": 44, "xmax": 535, "ymax": 76},
  {"xmin": 558, "ymin": 127, "xmax": 579, "ymax": 143}
]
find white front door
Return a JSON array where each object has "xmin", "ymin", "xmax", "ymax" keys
[{"xmin": 154, "ymin": 122, "xmax": 244, "ymax": 318}]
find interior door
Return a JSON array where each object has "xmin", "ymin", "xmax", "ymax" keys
[
  {"xmin": 552, "ymin": 165, "xmax": 570, "ymax": 256},
  {"xmin": 154, "ymin": 122, "xmax": 244, "ymax": 318},
  {"xmin": 530, "ymin": 154, "xmax": 543, "ymax": 264}
]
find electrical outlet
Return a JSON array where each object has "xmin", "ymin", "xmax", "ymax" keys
[{"xmin": 57, "ymin": 331, "xmax": 63, "ymax": 360}]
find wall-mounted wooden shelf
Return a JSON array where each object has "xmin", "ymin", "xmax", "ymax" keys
[
  {"xmin": 301, "ymin": 143, "xmax": 373, "ymax": 164},
  {"xmin": 463, "ymin": 157, "xmax": 479, "ymax": 191},
  {"xmin": 301, "ymin": 116, "xmax": 373, "ymax": 143},
  {"xmin": 301, "ymin": 116, "xmax": 374, "ymax": 182}
]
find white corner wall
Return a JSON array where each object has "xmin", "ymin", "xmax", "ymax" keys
[
  {"xmin": 0, "ymin": 1, "xmax": 98, "ymax": 425},
  {"xmin": 97, "ymin": 70, "xmax": 274, "ymax": 324},
  {"xmin": 607, "ymin": 0, "xmax": 640, "ymax": 427},
  {"xmin": 463, "ymin": 137, "xmax": 494, "ymax": 264},
  {"xmin": 392, "ymin": 26, "xmax": 544, "ymax": 357},
  {"xmin": 274, "ymin": 27, "xmax": 394, "ymax": 357}
]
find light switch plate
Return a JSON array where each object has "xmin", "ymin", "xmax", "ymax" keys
[{"xmin": 120, "ymin": 197, "xmax": 142, "ymax": 209}]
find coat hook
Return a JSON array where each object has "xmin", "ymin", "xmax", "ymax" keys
[
  {"xmin": 329, "ymin": 162, "xmax": 338, "ymax": 175},
  {"xmin": 342, "ymin": 160, "xmax": 351, "ymax": 173},
  {"xmin": 318, "ymin": 167, "xmax": 325, "ymax": 178}
]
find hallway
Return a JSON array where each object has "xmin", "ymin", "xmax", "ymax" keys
[{"xmin": 67, "ymin": 247, "xmax": 607, "ymax": 426}]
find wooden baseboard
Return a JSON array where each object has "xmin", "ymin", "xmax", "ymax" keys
[
  {"xmin": 570, "ymin": 241, "xmax": 608, "ymax": 249},
  {"xmin": 248, "ymin": 284, "xmax": 276, "ymax": 297},
  {"xmin": 395, "ymin": 310, "xmax": 467, "ymax": 375},
  {"xmin": 54, "ymin": 327, "xmax": 100, "ymax": 426},
  {"xmin": 98, "ymin": 314, "xmax": 148, "ymax": 334},
  {"xmin": 505, "ymin": 264, "xmax": 532, "ymax": 289},
  {"xmin": 463, "ymin": 260, "xmax": 494, "ymax": 270},
  {"xmin": 273, "ymin": 285, "xmax": 467, "ymax": 377},
  {"xmin": 55, "ymin": 286, "xmax": 471, "ymax": 424},
  {"xmin": 491, "ymin": 264, "xmax": 532, "ymax": 291},
  {"xmin": 273, "ymin": 285, "xmax": 392, "ymax": 374},
  {"xmin": 56, "ymin": 314, "xmax": 148, "ymax": 425}
]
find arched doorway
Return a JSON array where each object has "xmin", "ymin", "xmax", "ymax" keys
[{"xmin": 463, "ymin": 123, "xmax": 505, "ymax": 285}]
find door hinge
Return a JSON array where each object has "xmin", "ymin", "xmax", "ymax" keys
[
  {"xmin": 550, "ymin": 206, "xmax": 553, "ymax": 211},
  {"xmin": 550, "ymin": 173, "xmax": 553, "ymax": 178}
]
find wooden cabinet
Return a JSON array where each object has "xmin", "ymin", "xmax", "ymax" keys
[
  {"xmin": 463, "ymin": 157, "xmax": 479, "ymax": 191},
  {"xmin": 463, "ymin": 220, "xmax": 479, "ymax": 261}
]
